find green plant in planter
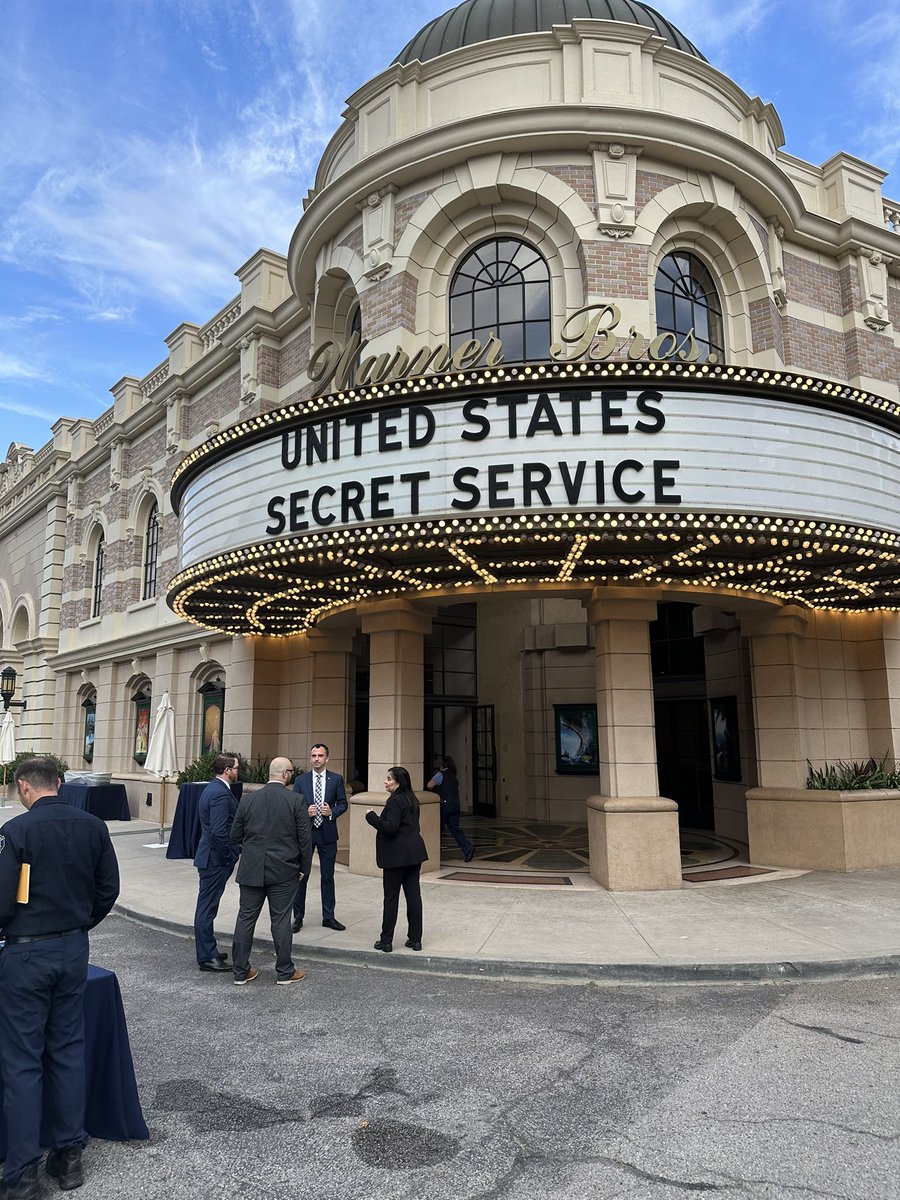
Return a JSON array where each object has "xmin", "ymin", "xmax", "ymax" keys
[
  {"xmin": 176, "ymin": 752, "xmax": 272, "ymax": 786},
  {"xmin": 1, "ymin": 749, "xmax": 69, "ymax": 781},
  {"xmin": 806, "ymin": 755, "xmax": 900, "ymax": 790}
]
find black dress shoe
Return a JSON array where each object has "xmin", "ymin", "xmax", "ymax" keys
[
  {"xmin": 323, "ymin": 917, "xmax": 346, "ymax": 931},
  {"xmin": 198, "ymin": 959, "xmax": 230, "ymax": 973},
  {"xmin": 1, "ymin": 1164, "xmax": 39, "ymax": 1200},
  {"xmin": 291, "ymin": 917, "xmax": 303, "ymax": 933},
  {"xmin": 405, "ymin": 939, "xmax": 422, "ymax": 951},
  {"xmin": 373, "ymin": 940, "xmax": 393, "ymax": 952},
  {"xmin": 46, "ymin": 1146, "xmax": 84, "ymax": 1190},
  {"xmin": 464, "ymin": 848, "xmax": 475, "ymax": 862},
  {"xmin": 216, "ymin": 950, "xmax": 228, "ymax": 962}
]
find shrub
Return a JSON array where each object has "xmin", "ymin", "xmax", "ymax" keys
[
  {"xmin": 806, "ymin": 755, "xmax": 900, "ymax": 790},
  {"xmin": 176, "ymin": 752, "xmax": 271, "ymax": 785},
  {"xmin": 1, "ymin": 749, "xmax": 70, "ymax": 781}
]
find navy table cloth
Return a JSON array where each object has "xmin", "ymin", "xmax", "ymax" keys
[
  {"xmin": 166, "ymin": 780, "xmax": 242, "ymax": 860},
  {"xmin": 59, "ymin": 783, "xmax": 131, "ymax": 821},
  {"xmin": 0, "ymin": 963, "xmax": 149, "ymax": 1156}
]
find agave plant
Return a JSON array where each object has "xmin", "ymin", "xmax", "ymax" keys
[{"xmin": 806, "ymin": 755, "xmax": 900, "ymax": 790}]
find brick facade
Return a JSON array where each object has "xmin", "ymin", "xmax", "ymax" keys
[{"xmin": 783, "ymin": 252, "xmax": 842, "ymax": 316}]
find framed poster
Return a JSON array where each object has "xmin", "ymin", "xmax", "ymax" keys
[
  {"xmin": 82, "ymin": 698, "xmax": 96, "ymax": 764},
  {"xmin": 133, "ymin": 692, "xmax": 151, "ymax": 764},
  {"xmin": 554, "ymin": 704, "xmax": 599, "ymax": 775},
  {"xmin": 710, "ymin": 695, "xmax": 742, "ymax": 782},
  {"xmin": 199, "ymin": 682, "xmax": 225, "ymax": 755}
]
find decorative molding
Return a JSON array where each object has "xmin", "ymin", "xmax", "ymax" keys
[
  {"xmin": 591, "ymin": 142, "xmax": 642, "ymax": 238},
  {"xmin": 358, "ymin": 185, "xmax": 397, "ymax": 281},
  {"xmin": 859, "ymin": 247, "xmax": 893, "ymax": 333}
]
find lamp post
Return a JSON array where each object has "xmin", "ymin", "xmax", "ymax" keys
[{"xmin": 1, "ymin": 666, "xmax": 26, "ymax": 712}]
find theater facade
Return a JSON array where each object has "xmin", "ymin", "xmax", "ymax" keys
[{"xmin": 5, "ymin": 0, "xmax": 900, "ymax": 885}]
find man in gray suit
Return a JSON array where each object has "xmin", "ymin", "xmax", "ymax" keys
[{"xmin": 229, "ymin": 757, "xmax": 312, "ymax": 986}]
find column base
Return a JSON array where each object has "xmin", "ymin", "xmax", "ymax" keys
[{"xmin": 587, "ymin": 794, "xmax": 682, "ymax": 891}]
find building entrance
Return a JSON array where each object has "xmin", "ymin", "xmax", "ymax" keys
[{"xmin": 651, "ymin": 603, "xmax": 715, "ymax": 830}]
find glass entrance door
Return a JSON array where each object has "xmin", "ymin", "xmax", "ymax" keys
[{"xmin": 473, "ymin": 704, "xmax": 496, "ymax": 817}]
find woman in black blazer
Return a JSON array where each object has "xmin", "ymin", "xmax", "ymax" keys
[{"xmin": 365, "ymin": 766, "xmax": 428, "ymax": 952}]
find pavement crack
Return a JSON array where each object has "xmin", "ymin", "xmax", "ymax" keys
[
  {"xmin": 778, "ymin": 1017, "xmax": 865, "ymax": 1044},
  {"xmin": 593, "ymin": 1158, "xmax": 724, "ymax": 1191},
  {"xmin": 714, "ymin": 1115, "xmax": 899, "ymax": 1142}
]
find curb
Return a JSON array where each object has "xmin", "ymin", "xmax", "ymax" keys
[{"xmin": 112, "ymin": 902, "xmax": 900, "ymax": 987}]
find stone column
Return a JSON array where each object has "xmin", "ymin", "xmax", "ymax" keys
[
  {"xmin": 584, "ymin": 588, "xmax": 681, "ymax": 891},
  {"xmin": 740, "ymin": 605, "xmax": 809, "ymax": 789},
  {"xmin": 304, "ymin": 625, "xmax": 355, "ymax": 780},
  {"xmin": 350, "ymin": 601, "xmax": 433, "ymax": 876}
]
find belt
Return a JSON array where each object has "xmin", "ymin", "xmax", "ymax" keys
[{"xmin": 4, "ymin": 929, "xmax": 84, "ymax": 944}]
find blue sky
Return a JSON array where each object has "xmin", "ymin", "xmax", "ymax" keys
[{"xmin": 2, "ymin": 0, "xmax": 898, "ymax": 454}]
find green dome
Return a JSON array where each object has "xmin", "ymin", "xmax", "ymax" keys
[{"xmin": 395, "ymin": 0, "xmax": 706, "ymax": 65}]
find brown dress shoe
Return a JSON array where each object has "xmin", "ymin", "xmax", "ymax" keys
[
  {"xmin": 233, "ymin": 967, "xmax": 259, "ymax": 986},
  {"xmin": 276, "ymin": 969, "xmax": 305, "ymax": 985}
]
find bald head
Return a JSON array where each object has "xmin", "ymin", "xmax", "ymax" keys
[{"xmin": 269, "ymin": 757, "xmax": 295, "ymax": 783}]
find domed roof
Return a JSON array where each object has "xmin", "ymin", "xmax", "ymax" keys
[{"xmin": 394, "ymin": 0, "xmax": 706, "ymax": 65}]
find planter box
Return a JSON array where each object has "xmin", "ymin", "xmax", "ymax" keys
[{"xmin": 747, "ymin": 787, "xmax": 900, "ymax": 872}]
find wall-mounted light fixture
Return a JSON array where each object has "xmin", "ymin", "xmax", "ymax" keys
[{"xmin": 0, "ymin": 666, "xmax": 26, "ymax": 712}]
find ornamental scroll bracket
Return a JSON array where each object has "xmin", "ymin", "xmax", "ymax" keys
[
  {"xmin": 858, "ymin": 247, "xmax": 894, "ymax": 332},
  {"xmin": 591, "ymin": 142, "xmax": 642, "ymax": 239},
  {"xmin": 358, "ymin": 185, "xmax": 398, "ymax": 281},
  {"xmin": 240, "ymin": 333, "xmax": 259, "ymax": 404},
  {"xmin": 767, "ymin": 219, "xmax": 788, "ymax": 310},
  {"xmin": 166, "ymin": 390, "xmax": 188, "ymax": 456}
]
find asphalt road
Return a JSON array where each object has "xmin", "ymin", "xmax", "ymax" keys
[{"xmin": 69, "ymin": 916, "xmax": 900, "ymax": 1199}]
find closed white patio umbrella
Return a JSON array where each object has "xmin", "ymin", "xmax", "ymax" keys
[
  {"xmin": 0, "ymin": 711, "xmax": 16, "ymax": 806},
  {"xmin": 143, "ymin": 691, "xmax": 179, "ymax": 844}
]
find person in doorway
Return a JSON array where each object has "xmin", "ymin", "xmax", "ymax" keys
[
  {"xmin": 0, "ymin": 757, "xmax": 120, "ymax": 1199},
  {"xmin": 365, "ymin": 766, "xmax": 428, "ymax": 953},
  {"xmin": 291, "ymin": 743, "xmax": 348, "ymax": 933},
  {"xmin": 192, "ymin": 751, "xmax": 241, "ymax": 973},
  {"xmin": 229, "ymin": 757, "xmax": 311, "ymax": 986},
  {"xmin": 426, "ymin": 754, "xmax": 474, "ymax": 863}
]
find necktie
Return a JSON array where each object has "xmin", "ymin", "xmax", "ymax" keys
[{"xmin": 314, "ymin": 773, "xmax": 324, "ymax": 827}]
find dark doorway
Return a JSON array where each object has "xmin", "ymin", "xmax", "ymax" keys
[{"xmin": 650, "ymin": 603, "xmax": 714, "ymax": 830}]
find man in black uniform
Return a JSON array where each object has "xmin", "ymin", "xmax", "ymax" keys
[{"xmin": 0, "ymin": 757, "xmax": 120, "ymax": 1199}]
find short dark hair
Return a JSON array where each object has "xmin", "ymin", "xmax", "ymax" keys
[
  {"xmin": 14, "ymin": 757, "xmax": 61, "ymax": 793},
  {"xmin": 213, "ymin": 752, "xmax": 239, "ymax": 775},
  {"xmin": 440, "ymin": 754, "xmax": 457, "ymax": 775},
  {"xmin": 310, "ymin": 743, "xmax": 329, "ymax": 756}
]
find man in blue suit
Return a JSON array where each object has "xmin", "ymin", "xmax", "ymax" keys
[
  {"xmin": 291, "ymin": 743, "xmax": 348, "ymax": 932},
  {"xmin": 193, "ymin": 751, "xmax": 241, "ymax": 972}
]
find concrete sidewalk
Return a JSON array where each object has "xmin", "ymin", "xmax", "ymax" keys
[{"xmin": 3, "ymin": 802, "xmax": 899, "ymax": 983}]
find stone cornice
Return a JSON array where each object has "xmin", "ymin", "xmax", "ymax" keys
[
  {"xmin": 289, "ymin": 104, "xmax": 849, "ymax": 302},
  {"xmin": 49, "ymin": 621, "xmax": 232, "ymax": 673}
]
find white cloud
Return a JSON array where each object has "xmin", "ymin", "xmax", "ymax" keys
[
  {"xmin": 0, "ymin": 353, "xmax": 49, "ymax": 383},
  {"xmin": 0, "ymin": 397, "xmax": 57, "ymax": 420},
  {"xmin": 655, "ymin": 0, "xmax": 777, "ymax": 55}
]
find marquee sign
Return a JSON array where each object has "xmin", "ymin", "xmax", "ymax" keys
[
  {"xmin": 306, "ymin": 302, "xmax": 708, "ymax": 396},
  {"xmin": 168, "ymin": 359, "xmax": 900, "ymax": 635}
]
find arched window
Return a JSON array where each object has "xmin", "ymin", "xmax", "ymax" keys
[
  {"xmin": 654, "ymin": 251, "xmax": 724, "ymax": 362},
  {"xmin": 142, "ymin": 502, "xmax": 160, "ymax": 601},
  {"xmin": 450, "ymin": 238, "xmax": 551, "ymax": 363},
  {"xmin": 91, "ymin": 533, "xmax": 105, "ymax": 619}
]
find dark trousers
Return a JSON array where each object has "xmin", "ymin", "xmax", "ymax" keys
[
  {"xmin": 0, "ymin": 931, "xmax": 89, "ymax": 1182},
  {"xmin": 380, "ymin": 864, "xmax": 423, "ymax": 944},
  {"xmin": 232, "ymin": 879, "xmax": 296, "ymax": 980},
  {"xmin": 441, "ymin": 807, "xmax": 473, "ymax": 856},
  {"xmin": 292, "ymin": 840, "xmax": 337, "ymax": 920},
  {"xmin": 194, "ymin": 861, "xmax": 235, "ymax": 962}
]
